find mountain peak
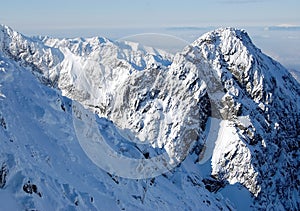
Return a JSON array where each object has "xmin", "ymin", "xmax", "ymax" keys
[
  {"xmin": 182, "ymin": 26, "xmax": 299, "ymax": 102},
  {"xmin": 193, "ymin": 27, "xmax": 253, "ymax": 48},
  {"xmin": 0, "ymin": 24, "xmax": 11, "ymax": 32},
  {"xmin": 0, "ymin": 24, "xmax": 23, "ymax": 40}
]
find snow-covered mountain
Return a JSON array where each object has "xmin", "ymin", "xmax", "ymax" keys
[{"xmin": 0, "ymin": 24, "xmax": 299, "ymax": 210}]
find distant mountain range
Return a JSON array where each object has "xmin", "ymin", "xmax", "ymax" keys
[{"xmin": 0, "ymin": 24, "xmax": 299, "ymax": 210}]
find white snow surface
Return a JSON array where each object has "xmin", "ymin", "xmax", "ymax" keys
[
  {"xmin": 0, "ymin": 46, "xmax": 231, "ymax": 210},
  {"xmin": 0, "ymin": 25, "xmax": 299, "ymax": 210}
]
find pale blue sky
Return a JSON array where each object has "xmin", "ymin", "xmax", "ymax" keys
[{"xmin": 1, "ymin": 0, "xmax": 299, "ymax": 36}]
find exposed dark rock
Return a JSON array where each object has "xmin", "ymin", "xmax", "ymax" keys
[
  {"xmin": 0, "ymin": 163, "xmax": 8, "ymax": 188},
  {"xmin": 23, "ymin": 181, "xmax": 42, "ymax": 197},
  {"xmin": 202, "ymin": 178, "xmax": 226, "ymax": 193}
]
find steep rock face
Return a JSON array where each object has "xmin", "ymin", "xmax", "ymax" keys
[
  {"xmin": 172, "ymin": 28, "xmax": 300, "ymax": 209},
  {"xmin": 41, "ymin": 36, "xmax": 209, "ymax": 164},
  {"xmin": 105, "ymin": 67, "xmax": 210, "ymax": 164}
]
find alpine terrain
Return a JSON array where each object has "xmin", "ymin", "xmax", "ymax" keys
[{"xmin": 0, "ymin": 24, "xmax": 299, "ymax": 210}]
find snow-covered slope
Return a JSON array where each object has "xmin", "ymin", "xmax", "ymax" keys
[
  {"xmin": 0, "ymin": 26, "xmax": 231, "ymax": 210},
  {"xmin": 0, "ymin": 24, "xmax": 299, "ymax": 210}
]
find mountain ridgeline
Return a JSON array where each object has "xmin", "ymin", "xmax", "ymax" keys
[{"xmin": 0, "ymin": 25, "xmax": 299, "ymax": 210}]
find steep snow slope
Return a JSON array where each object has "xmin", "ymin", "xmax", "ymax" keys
[{"xmin": 0, "ymin": 24, "xmax": 299, "ymax": 210}]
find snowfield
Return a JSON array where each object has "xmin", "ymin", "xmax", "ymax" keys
[{"xmin": 0, "ymin": 24, "xmax": 299, "ymax": 210}]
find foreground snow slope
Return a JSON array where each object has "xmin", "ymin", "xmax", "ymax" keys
[
  {"xmin": 0, "ymin": 41, "xmax": 231, "ymax": 210},
  {"xmin": 0, "ymin": 24, "xmax": 299, "ymax": 210}
]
